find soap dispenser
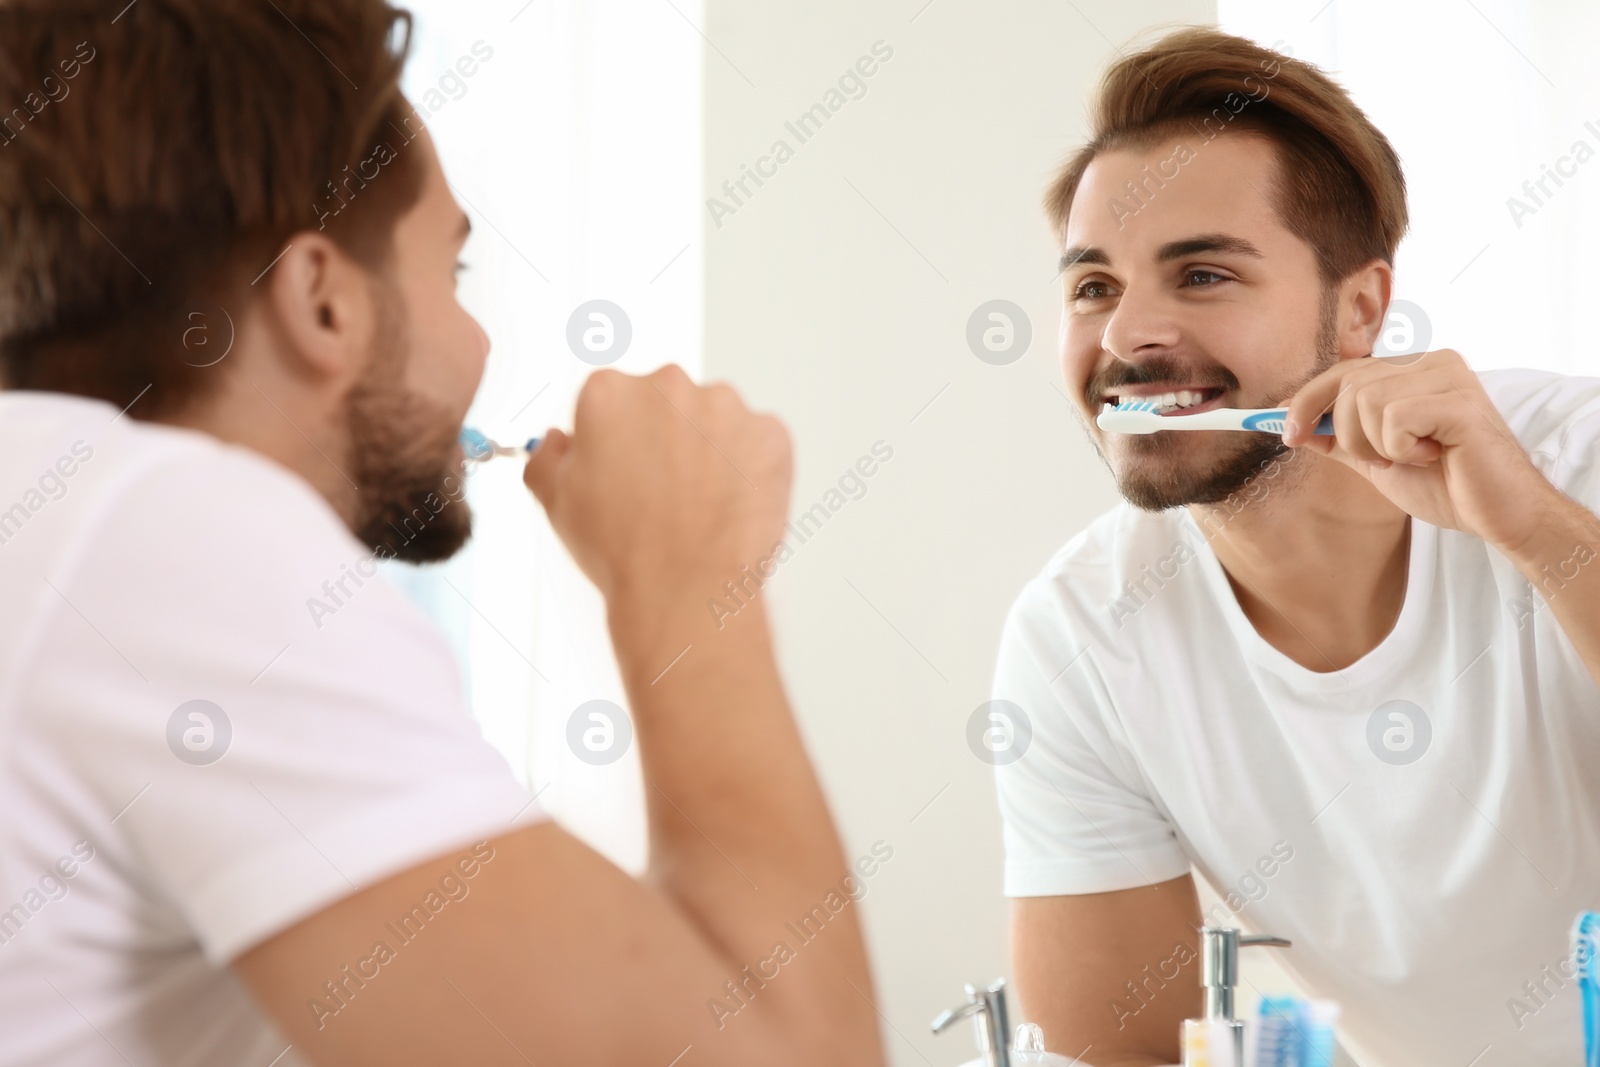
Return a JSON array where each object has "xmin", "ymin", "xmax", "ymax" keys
[
  {"xmin": 931, "ymin": 980, "xmax": 1082, "ymax": 1067},
  {"xmin": 1182, "ymin": 927, "xmax": 1292, "ymax": 1067}
]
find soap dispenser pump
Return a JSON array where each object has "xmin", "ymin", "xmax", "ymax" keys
[{"xmin": 1183, "ymin": 926, "xmax": 1292, "ymax": 1067}]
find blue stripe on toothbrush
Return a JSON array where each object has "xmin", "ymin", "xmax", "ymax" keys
[{"xmin": 1240, "ymin": 410, "xmax": 1336, "ymax": 435}]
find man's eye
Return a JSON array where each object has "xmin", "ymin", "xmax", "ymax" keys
[
  {"xmin": 1185, "ymin": 269, "xmax": 1227, "ymax": 287},
  {"xmin": 1073, "ymin": 280, "xmax": 1112, "ymax": 301}
]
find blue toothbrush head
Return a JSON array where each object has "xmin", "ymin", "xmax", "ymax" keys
[
  {"xmin": 459, "ymin": 426, "xmax": 543, "ymax": 462},
  {"xmin": 1095, "ymin": 399, "xmax": 1169, "ymax": 434},
  {"xmin": 458, "ymin": 426, "xmax": 494, "ymax": 460}
]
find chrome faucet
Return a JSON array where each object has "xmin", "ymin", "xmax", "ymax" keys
[{"xmin": 932, "ymin": 979, "xmax": 1012, "ymax": 1067}]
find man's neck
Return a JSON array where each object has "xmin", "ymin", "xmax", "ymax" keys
[
  {"xmin": 159, "ymin": 366, "xmax": 361, "ymax": 531},
  {"xmin": 1187, "ymin": 451, "xmax": 1412, "ymax": 673}
]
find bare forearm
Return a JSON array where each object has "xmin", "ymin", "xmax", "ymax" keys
[
  {"xmin": 517, "ymin": 369, "xmax": 875, "ymax": 1061},
  {"xmin": 1012, "ymin": 885, "xmax": 1199, "ymax": 1067},
  {"xmin": 1503, "ymin": 488, "xmax": 1600, "ymax": 689},
  {"xmin": 610, "ymin": 593, "xmax": 878, "ymax": 1048}
]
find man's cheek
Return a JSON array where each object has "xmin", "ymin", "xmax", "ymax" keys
[
  {"xmin": 1060, "ymin": 329, "xmax": 1100, "ymax": 409},
  {"xmin": 398, "ymin": 292, "xmax": 469, "ymax": 393},
  {"xmin": 453, "ymin": 313, "xmax": 491, "ymax": 400}
]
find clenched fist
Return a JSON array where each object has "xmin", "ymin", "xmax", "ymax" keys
[{"xmin": 523, "ymin": 365, "xmax": 793, "ymax": 652}]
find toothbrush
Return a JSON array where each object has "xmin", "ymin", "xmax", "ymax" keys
[
  {"xmin": 1254, "ymin": 996, "xmax": 1301, "ymax": 1067},
  {"xmin": 1576, "ymin": 911, "xmax": 1600, "ymax": 1067},
  {"xmin": 1096, "ymin": 400, "xmax": 1336, "ymax": 436},
  {"xmin": 459, "ymin": 426, "xmax": 542, "ymax": 462}
]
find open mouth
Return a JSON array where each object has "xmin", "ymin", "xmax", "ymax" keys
[{"xmin": 1102, "ymin": 386, "xmax": 1227, "ymax": 417}]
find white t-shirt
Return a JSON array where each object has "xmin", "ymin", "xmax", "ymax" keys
[
  {"xmin": 993, "ymin": 369, "xmax": 1600, "ymax": 1067},
  {"xmin": 0, "ymin": 392, "xmax": 542, "ymax": 1067}
]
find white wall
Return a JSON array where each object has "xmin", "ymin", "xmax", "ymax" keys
[
  {"xmin": 1218, "ymin": 0, "xmax": 1600, "ymax": 380},
  {"xmin": 700, "ymin": 3, "xmax": 1212, "ymax": 1063}
]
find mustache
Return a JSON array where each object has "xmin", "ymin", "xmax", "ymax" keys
[{"xmin": 1084, "ymin": 355, "xmax": 1239, "ymax": 405}]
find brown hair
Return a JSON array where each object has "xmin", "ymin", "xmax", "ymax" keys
[
  {"xmin": 0, "ymin": 0, "xmax": 425, "ymax": 417},
  {"xmin": 1044, "ymin": 27, "xmax": 1407, "ymax": 283}
]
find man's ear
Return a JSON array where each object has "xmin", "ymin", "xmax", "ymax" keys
[
  {"xmin": 1336, "ymin": 258, "xmax": 1394, "ymax": 359},
  {"xmin": 261, "ymin": 233, "xmax": 377, "ymax": 383}
]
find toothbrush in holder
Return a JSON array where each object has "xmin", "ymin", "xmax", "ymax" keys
[
  {"xmin": 459, "ymin": 426, "xmax": 542, "ymax": 463},
  {"xmin": 1097, "ymin": 400, "xmax": 1335, "ymax": 436}
]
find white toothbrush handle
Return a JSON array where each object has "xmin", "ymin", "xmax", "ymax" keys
[
  {"xmin": 1169, "ymin": 408, "xmax": 1335, "ymax": 434},
  {"xmin": 1163, "ymin": 407, "xmax": 1263, "ymax": 431}
]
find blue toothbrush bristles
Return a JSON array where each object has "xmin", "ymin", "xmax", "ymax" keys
[
  {"xmin": 459, "ymin": 426, "xmax": 495, "ymax": 461},
  {"xmin": 459, "ymin": 426, "xmax": 542, "ymax": 463}
]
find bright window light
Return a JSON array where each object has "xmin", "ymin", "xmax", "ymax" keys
[{"xmin": 386, "ymin": 0, "xmax": 704, "ymax": 873}]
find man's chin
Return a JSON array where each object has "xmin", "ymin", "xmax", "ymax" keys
[
  {"xmin": 1116, "ymin": 473, "xmax": 1241, "ymax": 512},
  {"xmin": 1110, "ymin": 434, "xmax": 1290, "ymax": 512},
  {"xmin": 358, "ymin": 490, "xmax": 474, "ymax": 563}
]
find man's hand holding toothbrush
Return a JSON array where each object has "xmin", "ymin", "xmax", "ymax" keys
[
  {"xmin": 1283, "ymin": 349, "xmax": 1600, "ymax": 687},
  {"xmin": 524, "ymin": 363, "xmax": 793, "ymax": 663},
  {"xmin": 520, "ymin": 364, "xmax": 885, "ymax": 1066}
]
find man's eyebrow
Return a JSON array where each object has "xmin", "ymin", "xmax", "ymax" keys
[
  {"xmin": 1157, "ymin": 233, "xmax": 1264, "ymax": 261},
  {"xmin": 1059, "ymin": 245, "xmax": 1109, "ymax": 272},
  {"xmin": 1058, "ymin": 233, "xmax": 1265, "ymax": 274}
]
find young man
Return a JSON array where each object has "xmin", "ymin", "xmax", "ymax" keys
[
  {"xmin": 0, "ymin": 2, "xmax": 882, "ymax": 1065},
  {"xmin": 995, "ymin": 27, "xmax": 1600, "ymax": 1067}
]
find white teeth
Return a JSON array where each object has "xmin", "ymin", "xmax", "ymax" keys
[
  {"xmin": 1158, "ymin": 389, "xmax": 1211, "ymax": 413},
  {"xmin": 1109, "ymin": 390, "xmax": 1215, "ymax": 411}
]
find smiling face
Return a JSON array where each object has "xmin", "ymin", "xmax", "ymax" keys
[{"xmin": 1060, "ymin": 132, "xmax": 1343, "ymax": 511}]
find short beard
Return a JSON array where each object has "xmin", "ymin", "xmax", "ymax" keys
[
  {"xmin": 1111, "ymin": 289, "xmax": 1340, "ymax": 512},
  {"xmin": 345, "ymin": 282, "xmax": 473, "ymax": 563}
]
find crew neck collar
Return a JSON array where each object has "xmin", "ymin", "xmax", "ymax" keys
[{"xmin": 1178, "ymin": 510, "xmax": 1436, "ymax": 692}]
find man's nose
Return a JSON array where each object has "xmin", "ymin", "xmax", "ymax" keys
[{"xmin": 1099, "ymin": 283, "xmax": 1181, "ymax": 362}]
